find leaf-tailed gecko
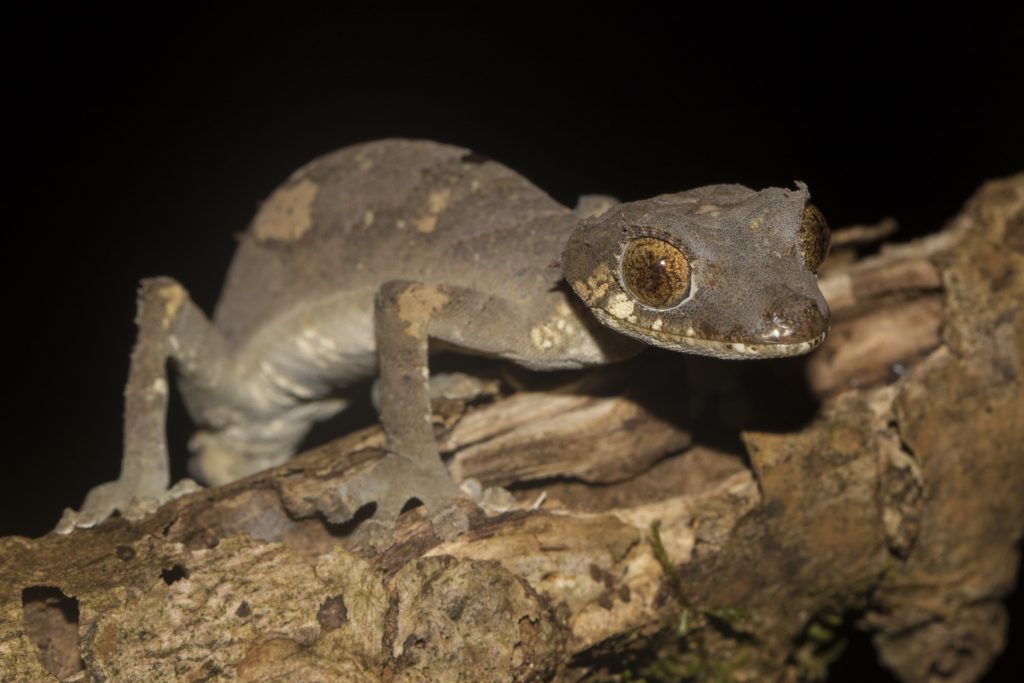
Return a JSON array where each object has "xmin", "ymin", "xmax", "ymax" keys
[{"xmin": 57, "ymin": 139, "xmax": 830, "ymax": 534}]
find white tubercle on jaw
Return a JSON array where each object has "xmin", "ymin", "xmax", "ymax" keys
[
  {"xmin": 657, "ymin": 331, "xmax": 826, "ymax": 358},
  {"xmin": 593, "ymin": 308, "xmax": 828, "ymax": 359}
]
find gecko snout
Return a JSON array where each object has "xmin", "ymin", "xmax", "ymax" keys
[{"xmin": 755, "ymin": 292, "xmax": 830, "ymax": 346}]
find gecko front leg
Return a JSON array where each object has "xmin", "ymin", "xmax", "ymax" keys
[
  {"xmin": 328, "ymin": 281, "xmax": 469, "ymax": 538},
  {"xmin": 324, "ymin": 279, "xmax": 635, "ymax": 540}
]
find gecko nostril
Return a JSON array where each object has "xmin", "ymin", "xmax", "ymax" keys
[{"xmin": 759, "ymin": 295, "xmax": 829, "ymax": 343}]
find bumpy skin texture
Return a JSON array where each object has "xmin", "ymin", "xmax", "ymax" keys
[{"xmin": 57, "ymin": 139, "xmax": 830, "ymax": 534}]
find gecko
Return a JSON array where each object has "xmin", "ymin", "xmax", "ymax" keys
[{"xmin": 56, "ymin": 139, "xmax": 830, "ymax": 535}]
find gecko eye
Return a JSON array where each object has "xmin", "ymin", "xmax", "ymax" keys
[
  {"xmin": 800, "ymin": 204, "xmax": 831, "ymax": 273},
  {"xmin": 621, "ymin": 237, "xmax": 691, "ymax": 309}
]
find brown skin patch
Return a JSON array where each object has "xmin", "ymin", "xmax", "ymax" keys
[
  {"xmin": 396, "ymin": 284, "xmax": 450, "ymax": 337},
  {"xmin": 621, "ymin": 237, "xmax": 691, "ymax": 309},
  {"xmin": 800, "ymin": 204, "xmax": 831, "ymax": 273},
  {"xmin": 158, "ymin": 282, "xmax": 185, "ymax": 328},
  {"xmin": 414, "ymin": 215, "xmax": 438, "ymax": 233},
  {"xmin": 414, "ymin": 189, "xmax": 451, "ymax": 234},
  {"xmin": 573, "ymin": 261, "xmax": 614, "ymax": 305},
  {"xmin": 252, "ymin": 177, "xmax": 318, "ymax": 242}
]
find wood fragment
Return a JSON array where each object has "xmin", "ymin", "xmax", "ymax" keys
[{"xmin": 829, "ymin": 216, "xmax": 899, "ymax": 248}]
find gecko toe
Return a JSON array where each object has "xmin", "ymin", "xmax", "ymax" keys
[
  {"xmin": 54, "ymin": 478, "xmax": 202, "ymax": 534},
  {"xmin": 329, "ymin": 452, "xmax": 466, "ymax": 538}
]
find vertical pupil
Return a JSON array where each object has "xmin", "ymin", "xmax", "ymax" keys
[{"xmin": 622, "ymin": 237, "xmax": 690, "ymax": 308}]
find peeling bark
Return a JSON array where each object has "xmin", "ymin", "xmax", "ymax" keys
[{"xmin": 2, "ymin": 174, "xmax": 1022, "ymax": 682}]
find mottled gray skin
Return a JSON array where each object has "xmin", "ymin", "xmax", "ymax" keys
[
  {"xmin": 57, "ymin": 139, "xmax": 829, "ymax": 535},
  {"xmin": 564, "ymin": 183, "xmax": 830, "ymax": 358}
]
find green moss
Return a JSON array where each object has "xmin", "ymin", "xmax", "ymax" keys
[
  {"xmin": 596, "ymin": 523, "xmax": 877, "ymax": 681},
  {"xmin": 788, "ymin": 606, "xmax": 854, "ymax": 682},
  {"xmin": 619, "ymin": 522, "xmax": 758, "ymax": 682}
]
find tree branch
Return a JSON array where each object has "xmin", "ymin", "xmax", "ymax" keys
[{"xmin": 3, "ymin": 174, "xmax": 1022, "ymax": 683}]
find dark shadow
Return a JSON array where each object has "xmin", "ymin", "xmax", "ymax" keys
[
  {"xmin": 161, "ymin": 563, "xmax": 189, "ymax": 585},
  {"xmin": 824, "ymin": 625, "xmax": 900, "ymax": 682},
  {"xmin": 984, "ymin": 575, "xmax": 1024, "ymax": 682},
  {"xmin": 400, "ymin": 497, "xmax": 424, "ymax": 514},
  {"xmin": 302, "ymin": 379, "xmax": 380, "ymax": 451},
  {"xmin": 324, "ymin": 501, "xmax": 377, "ymax": 538}
]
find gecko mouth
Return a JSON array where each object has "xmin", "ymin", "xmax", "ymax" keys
[{"xmin": 594, "ymin": 311, "xmax": 829, "ymax": 360}]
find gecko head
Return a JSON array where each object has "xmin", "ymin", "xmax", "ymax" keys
[{"xmin": 561, "ymin": 182, "xmax": 831, "ymax": 359}]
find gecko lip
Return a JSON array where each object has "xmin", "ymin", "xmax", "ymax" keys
[{"xmin": 594, "ymin": 310, "xmax": 829, "ymax": 359}]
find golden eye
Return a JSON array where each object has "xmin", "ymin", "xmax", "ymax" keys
[
  {"xmin": 621, "ymin": 237, "xmax": 691, "ymax": 309},
  {"xmin": 800, "ymin": 204, "xmax": 831, "ymax": 273}
]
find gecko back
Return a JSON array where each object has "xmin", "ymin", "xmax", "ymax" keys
[{"xmin": 213, "ymin": 139, "xmax": 576, "ymax": 348}]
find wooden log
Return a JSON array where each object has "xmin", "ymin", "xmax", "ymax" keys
[{"xmin": 2, "ymin": 174, "xmax": 1021, "ymax": 683}]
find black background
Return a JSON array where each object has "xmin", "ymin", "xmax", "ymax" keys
[{"xmin": 3, "ymin": 6, "xmax": 1022, "ymax": 681}]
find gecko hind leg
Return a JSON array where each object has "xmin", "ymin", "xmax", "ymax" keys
[{"xmin": 56, "ymin": 277, "xmax": 229, "ymax": 533}]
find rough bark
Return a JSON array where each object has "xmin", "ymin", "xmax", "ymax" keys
[{"xmin": 2, "ymin": 174, "xmax": 1022, "ymax": 682}]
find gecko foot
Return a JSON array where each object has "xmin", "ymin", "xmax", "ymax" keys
[
  {"xmin": 326, "ymin": 452, "xmax": 470, "ymax": 546},
  {"xmin": 55, "ymin": 478, "xmax": 201, "ymax": 534}
]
